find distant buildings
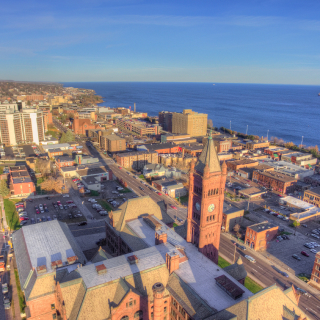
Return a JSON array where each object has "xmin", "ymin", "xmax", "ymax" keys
[
  {"xmin": 0, "ymin": 103, "xmax": 46, "ymax": 146},
  {"xmin": 115, "ymin": 118, "xmax": 161, "ymax": 136},
  {"xmin": 116, "ymin": 151, "xmax": 158, "ymax": 170},
  {"xmin": 100, "ymin": 134, "xmax": 126, "ymax": 153},
  {"xmin": 158, "ymin": 111, "xmax": 173, "ymax": 132},
  {"xmin": 172, "ymin": 109, "xmax": 207, "ymax": 136}
]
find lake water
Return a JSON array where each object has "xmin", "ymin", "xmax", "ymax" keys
[{"xmin": 62, "ymin": 82, "xmax": 320, "ymax": 147}]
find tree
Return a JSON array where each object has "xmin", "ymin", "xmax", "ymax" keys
[
  {"xmin": 35, "ymin": 159, "xmax": 51, "ymax": 176},
  {"xmin": 0, "ymin": 180, "xmax": 10, "ymax": 197},
  {"xmin": 233, "ymin": 223, "xmax": 240, "ymax": 233},
  {"xmin": 60, "ymin": 130, "xmax": 75, "ymax": 143},
  {"xmin": 293, "ymin": 220, "xmax": 300, "ymax": 228},
  {"xmin": 40, "ymin": 177, "xmax": 66, "ymax": 194},
  {"xmin": 207, "ymin": 119, "xmax": 213, "ymax": 128}
]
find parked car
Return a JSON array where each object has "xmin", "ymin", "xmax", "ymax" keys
[
  {"xmin": 170, "ymin": 205, "xmax": 177, "ymax": 210},
  {"xmin": 301, "ymin": 251, "xmax": 310, "ymax": 257},
  {"xmin": 53, "ymin": 215, "xmax": 57, "ymax": 220},
  {"xmin": 66, "ymin": 200, "xmax": 74, "ymax": 204},
  {"xmin": 3, "ymin": 297, "xmax": 11, "ymax": 309},
  {"xmin": 236, "ymin": 244, "xmax": 246, "ymax": 251},
  {"xmin": 99, "ymin": 211, "xmax": 108, "ymax": 216},
  {"xmin": 310, "ymin": 249, "xmax": 317, "ymax": 254},
  {"xmin": 78, "ymin": 221, "xmax": 88, "ymax": 226},
  {"xmin": 157, "ymin": 192, "xmax": 162, "ymax": 196},
  {"xmin": 292, "ymin": 254, "xmax": 301, "ymax": 261},
  {"xmin": 63, "ymin": 194, "xmax": 70, "ymax": 197},
  {"xmin": 312, "ymin": 234, "xmax": 320, "ymax": 239}
]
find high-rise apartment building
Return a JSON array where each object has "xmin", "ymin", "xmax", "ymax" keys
[
  {"xmin": 0, "ymin": 104, "xmax": 46, "ymax": 145},
  {"xmin": 158, "ymin": 111, "xmax": 173, "ymax": 132},
  {"xmin": 172, "ymin": 109, "xmax": 207, "ymax": 136}
]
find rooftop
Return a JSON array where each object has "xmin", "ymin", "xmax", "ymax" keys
[
  {"xmin": 55, "ymin": 155, "xmax": 74, "ymax": 162},
  {"xmin": 280, "ymin": 196, "xmax": 314, "ymax": 210},
  {"xmin": 305, "ymin": 186, "xmax": 320, "ymax": 196},
  {"xmin": 43, "ymin": 143, "xmax": 70, "ymax": 151},
  {"xmin": 116, "ymin": 150, "xmax": 157, "ymax": 157},
  {"xmin": 126, "ymin": 216, "xmax": 252, "ymax": 311},
  {"xmin": 248, "ymin": 221, "xmax": 278, "ymax": 233},
  {"xmin": 256, "ymin": 170, "xmax": 297, "ymax": 183},
  {"xmin": 12, "ymin": 177, "xmax": 33, "ymax": 184}
]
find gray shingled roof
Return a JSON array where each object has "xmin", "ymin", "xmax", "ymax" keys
[{"xmin": 223, "ymin": 257, "xmax": 247, "ymax": 282}]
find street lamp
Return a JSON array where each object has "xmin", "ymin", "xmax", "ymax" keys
[
  {"xmin": 267, "ymin": 130, "xmax": 269, "ymax": 141},
  {"xmin": 300, "ymin": 136, "xmax": 304, "ymax": 149},
  {"xmin": 246, "ymin": 125, "xmax": 248, "ymax": 135}
]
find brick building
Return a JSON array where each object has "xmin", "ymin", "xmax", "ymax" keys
[
  {"xmin": 186, "ymin": 133, "xmax": 227, "ymax": 264},
  {"xmin": 115, "ymin": 118, "xmax": 161, "ymax": 136},
  {"xmin": 245, "ymin": 221, "xmax": 278, "ymax": 251},
  {"xmin": 12, "ymin": 209, "xmax": 309, "ymax": 320},
  {"xmin": 303, "ymin": 187, "xmax": 320, "ymax": 207},
  {"xmin": 246, "ymin": 140, "xmax": 270, "ymax": 150},
  {"xmin": 158, "ymin": 111, "xmax": 173, "ymax": 132},
  {"xmin": 252, "ymin": 170, "xmax": 297, "ymax": 194},
  {"xmin": 9, "ymin": 165, "xmax": 36, "ymax": 197},
  {"xmin": 310, "ymin": 252, "xmax": 320, "ymax": 288},
  {"xmin": 48, "ymin": 148, "xmax": 63, "ymax": 158},
  {"xmin": 203, "ymin": 136, "xmax": 232, "ymax": 153},
  {"xmin": 116, "ymin": 151, "xmax": 158, "ymax": 170},
  {"xmin": 100, "ymin": 134, "xmax": 126, "ymax": 152},
  {"xmin": 222, "ymin": 205, "xmax": 244, "ymax": 233},
  {"xmin": 138, "ymin": 143, "xmax": 181, "ymax": 155},
  {"xmin": 227, "ymin": 159, "xmax": 259, "ymax": 171},
  {"xmin": 54, "ymin": 155, "xmax": 75, "ymax": 169},
  {"xmin": 72, "ymin": 117, "xmax": 101, "ymax": 135}
]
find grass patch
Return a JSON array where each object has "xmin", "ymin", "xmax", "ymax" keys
[
  {"xmin": 98, "ymin": 199, "xmax": 113, "ymax": 212},
  {"xmin": 45, "ymin": 130, "xmax": 59, "ymax": 138},
  {"xmin": 218, "ymin": 256, "xmax": 231, "ymax": 268},
  {"xmin": 244, "ymin": 277, "xmax": 263, "ymax": 293},
  {"xmin": 119, "ymin": 187, "xmax": 131, "ymax": 193},
  {"xmin": 280, "ymin": 231, "xmax": 292, "ymax": 235},
  {"xmin": 90, "ymin": 190, "xmax": 99, "ymax": 196},
  {"xmin": 177, "ymin": 195, "xmax": 189, "ymax": 204},
  {"xmin": 173, "ymin": 222, "xmax": 178, "ymax": 227},
  {"xmin": 297, "ymin": 273, "xmax": 311, "ymax": 283},
  {"xmin": 4, "ymin": 199, "xmax": 21, "ymax": 230},
  {"xmin": 139, "ymin": 174, "xmax": 146, "ymax": 180},
  {"xmin": 14, "ymin": 268, "xmax": 26, "ymax": 313}
]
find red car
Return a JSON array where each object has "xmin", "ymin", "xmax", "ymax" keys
[
  {"xmin": 157, "ymin": 192, "xmax": 162, "ymax": 196},
  {"xmin": 118, "ymin": 167, "xmax": 122, "ymax": 169},
  {"xmin": 301, "ymin": 251, "xmax": 309, "ymax": 257},
  {"xmin": 170, "ymin": 205, "xmax": 177, "ymax": 210},
  {"xmin": 36, "ymin": 209, "xmax": 40, "ymax": 214},
  {"xmin": 19, "ymin": 217, "xmax": 29, "ymax": 221}
]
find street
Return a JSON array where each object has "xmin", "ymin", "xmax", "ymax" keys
[{"xmin": 220, "ymin": 234, "xmax": 320, "ymax": 320}]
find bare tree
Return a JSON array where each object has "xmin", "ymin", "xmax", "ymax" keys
[
  {"xmin": 35, "ymin": 159, "xmax": 51, "ymax": 176},
  {"xmin": 40, "ymin": 177, "xmax": 66, "ymax": 193}
]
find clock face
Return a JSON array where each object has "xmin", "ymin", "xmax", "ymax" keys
[
  {"xmin": 195, "ymin": 202, "xmax": 201, "ymax": 211},
  {"xmin": 208, "ymin": 204, "xmax": 215, "ymax": 212}
]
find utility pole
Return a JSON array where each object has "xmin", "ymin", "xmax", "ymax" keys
[
  {"xmin": 230, "ymin": 120, "xmax": 232, "ymax": 132},
  {"xmin": 267, "ymin": 130, "xmax": 269, "ymax": 141},
  {"xmin": 246, "ymin": 125, "xmax": 248, "ymax": 135},
  {"xmin": 300, "ymin": 136, "xmax": 304, "ymax": 149}
]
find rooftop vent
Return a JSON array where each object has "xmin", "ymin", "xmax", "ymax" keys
[
  {"xmin": 37, "ymin": 265, "xmax": 47, "ymax": 274},
  {"xmin": 96, "ymin": 264, "xmax": 107, "ymax": 275},
  {"xmin": 127, "ymin": 255, "xmax": 139, "ymax": 265}
]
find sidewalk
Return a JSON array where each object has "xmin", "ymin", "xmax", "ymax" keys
[{"xmin": 8, "ymin": 256, "xmax": 21, "ymax": 320}]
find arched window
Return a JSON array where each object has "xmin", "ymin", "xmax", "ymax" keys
[
  {"xmin": 121, "ymin": 316, "xmax": 129, "ymax": 320},
  {"xmin": 134, "ymin": 310, "xmax": 143, "ymax": 319}
]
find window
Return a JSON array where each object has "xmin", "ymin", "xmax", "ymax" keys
[
  {"xmin": 164, "ymin": 307, "xmax": 167, "ymax": 313},
  {"xmin": 121, "ymin": 316, "xmax": 129, "ymax": 320},
  {"xmin": 52, "ymin": 314, "xmax": 57, "ymax": 320},
  {"xmin": 134, "ymin": 310, "xmax": 143, "ymax": 319},
  {"xmin": 51, "ymin": 304, "xmax": 55, "ymax": 310}
]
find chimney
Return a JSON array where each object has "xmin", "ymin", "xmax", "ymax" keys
[
  {"xmin": 127, "ymin": 254, "xmax": 139, "ymax": 265},
  {"xmin": 37, "ymin": 264, "xmax": 47, "ymax": 274},
  {"xmin": 96, "ymin": 263, "xmax": 107, "ymax": 275},
  {"xmin": 152, "ymin": 283, "xmax": 165, "ymax": 320},
  {"xmin": 51, "ymin": 259, "xmax": 63, "ymax": 269},
  {"xmin": 166, "ymin": 251, "xmax": 180, "ymax": 274},
  {"xmin": 155, "ymin": 231, "xmax": 167, "ymax": 245},
  {"xmin": 67, "ymin": 255, "xmax": 78, "ymax": 265}
]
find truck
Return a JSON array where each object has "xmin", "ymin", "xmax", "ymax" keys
[{"xmin": 0, "ymin": 255, "xmax": 5, "ymax": 272}]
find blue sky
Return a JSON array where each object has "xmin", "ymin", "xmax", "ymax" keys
[{"xmin": 1, "ymin": 0, "xmax": 320, "ymax": 84}]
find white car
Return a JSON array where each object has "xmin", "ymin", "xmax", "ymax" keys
[
  {"xmin": 63, "ymin": 194, "xmax": 70, "ymax": 198},
  {"xmin": 312, "ymin": 234, "xmax": 320, "ymax": 239},
  {"xmin": 245, "ymin": 255, "xmax": 256, "ymax": 263},
  {"xmin": 310, "ymin": 249, "xmax": 317, "ymax": 254}
]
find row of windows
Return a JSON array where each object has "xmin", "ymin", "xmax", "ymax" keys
[{"xmin": 206, "ymin": 215, "xmax": 215, "ymax": 222}]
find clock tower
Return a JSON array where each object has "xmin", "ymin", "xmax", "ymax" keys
[{"xmin": 186, "ymin": 133, "xmax": 227, "ymax": 264}]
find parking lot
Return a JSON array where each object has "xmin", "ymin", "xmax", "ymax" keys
[{"xmin": 20, "ymin": 194, "xmax": 86, "ymax": 226}]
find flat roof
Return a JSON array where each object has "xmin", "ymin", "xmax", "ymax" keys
[
  {"xmin": 291, "ymin": 207, "xmax": 320, "ymax": 220},
  {"xmin": 280, "ymin": 196, "xmax": 314, "ymax": 210},
  {"xmin": 249, "ymin": 221, "xmax": 278, "ymax": 233},
  {"xmin": 43, "ymin": 143, "xmax": 70, "ymax": 150},
  {"xmin": 305, "ymin": 186, "xmax": 320, "ymax": 196},
  {"xmin": 256, "ymin": 170, "xmax": 297, "ymax": 182},
  {"xmin": 12, "ymin": 177, "xmax": 33, "ymax": 184},
  {"xmin": 126, "ymin": 216, "xmax": 252, "ymax": 311},
  {"xmin": 117, "ymin": 150, "xmax": 157, "ymax": 157}
]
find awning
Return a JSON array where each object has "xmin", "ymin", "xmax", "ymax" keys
[
  {"xmin": 273, "ymin": 154, "xmax": 278, "ymax": 157},
  {"xmin": 308, "ymin": 164, "xmax": 312, "ymax": 168}
]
